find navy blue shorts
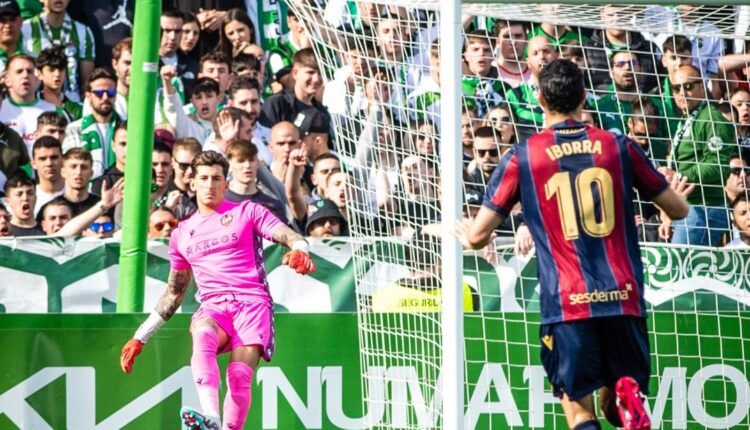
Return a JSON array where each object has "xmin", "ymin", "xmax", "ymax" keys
[{"xmin": 540, "ymin": 316, "xmax": 650, "ymax": 401}]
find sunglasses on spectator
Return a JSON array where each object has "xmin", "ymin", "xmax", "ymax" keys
[
  {"xmin": 91, "ymin": 88, "xmax": 117, "ymax": 99},
  {"xmin": 730, "ymin": 166, "xmax": 750, "ymax": 176},
  {"xmin": 154, "ymin": 219, "xmax": 178, "ymax": 231},
  {"xmin": 89, "ymin": 222, "xmax": 115, "ymax": 233},
  {"xmin": 613, "ymin": 59, "xmax": 640, "ymax": 68},
  {"xmin": 477, "ymin": 148, "xmax": 499, "ymax": 157},
  {"xmin": 670, "ymin": 80, "xmax": 703, "ymax": 93},
  {"xmin": 150, "ymin": 182, "xmax": 160, "ymax": 193},
  {"xmin": 175, "ymin": 162, "xmax": 192, "ymax": 171},
  {"xmin": 631, "ymin": 131, "xmax": 652, "ymax": 138},
  {"xmin": 489, "ymin": 116, "xmax": 512, "ymax": 125}
]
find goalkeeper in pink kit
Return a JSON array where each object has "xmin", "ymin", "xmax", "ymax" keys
[{"xmin": 119, "ymin": 151, "xmax": 315, "ymax": 430}]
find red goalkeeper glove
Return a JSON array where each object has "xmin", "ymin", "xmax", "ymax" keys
[
  {"xmin": 283, "ymin": 250, "xmax": 316, "ymax": 275},
  {"xmin": 120, "ymin": 338, "xmax": 144, "ymax": 374}
]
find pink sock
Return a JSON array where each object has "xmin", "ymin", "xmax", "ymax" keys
[
  {"xmin": 222, "ymin": 361, "xmax": 254, "ymax": 429},
  {"xmin": 190, "ymin": 326, "xmax": 221, "ymax": 420}
]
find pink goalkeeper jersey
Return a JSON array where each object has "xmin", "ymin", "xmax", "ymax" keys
[{"xmin": 168, "ymin": 199, "xmax": 285, "ymax": 305}]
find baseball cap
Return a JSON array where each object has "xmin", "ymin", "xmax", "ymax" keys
[
  {"xmin": 0, "ymin": 0, "xmax": 20, "ymax": 17},
  {"xmin": 465, "ymin": 187, "xmax": 482, "ymax": 205},
  {"xmin": 154, "ymin": 128, "xmax": 175, "ymax": 149},
  {"xmin": 295, "ymin": 108, "xmax": 330, "ymax": 136},
  {"xmin": 274, "ymin": 66, "xmax": 292, "ymax": 82},
  {"xmin": 305, "ymin": 199, "xmax": 345, "ymax": 234}
]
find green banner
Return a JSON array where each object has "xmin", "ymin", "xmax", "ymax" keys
[
  {"xmin": 1, "ymin": 313, "xmax": 748, "ymax": 429},
  {"xmin": 1, "ymin": 238, "xmax": 749, "ymax": 313},
  {"xmin": 2, "ymin": 238, "xmax": 749, "ymax": 428}
]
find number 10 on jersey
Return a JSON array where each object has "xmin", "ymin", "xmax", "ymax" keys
[{"xmin": 545, "ymin": 167, "xmax": 615, "ymax": 240}]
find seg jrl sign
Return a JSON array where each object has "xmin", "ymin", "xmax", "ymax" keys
[{"xmin": 1, "ymin": 364, "xmax": 747, "ymax": 429}]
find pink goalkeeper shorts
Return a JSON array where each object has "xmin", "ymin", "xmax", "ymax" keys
[{"xmin": 191, "ymin": 297, "xmax": 275, "ymax": 361}]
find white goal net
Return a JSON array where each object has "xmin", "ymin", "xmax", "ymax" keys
[{"xmin": 287, "ymin": 1, "xmax": 750, "ymax": 428}]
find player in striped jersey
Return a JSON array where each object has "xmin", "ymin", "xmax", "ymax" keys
[{"xmin": 457, "ymin": 59, "xmax": 690, "ymax": 430}]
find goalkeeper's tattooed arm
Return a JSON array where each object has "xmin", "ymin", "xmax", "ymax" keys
[
  {"xmin": 271, "ymin": 225, "xmax": 306, "ymax": 249},
  {"xmin": 121, "ymin": 268, "xmax": 192, "ymax": 374},
  {"xmin": 156, "ymin": 268, "xmax": 193, "ymax": 320}
]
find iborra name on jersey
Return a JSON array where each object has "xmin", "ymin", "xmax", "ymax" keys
[{"xmin": 545, "ymin": 139, "xmax": 602, "ymax": 161}]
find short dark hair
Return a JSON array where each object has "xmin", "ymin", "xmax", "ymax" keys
[
  {"xmin": 229, "ymin": 75, "xmax": 261, "ymax": 99},
  {"xmin": 192, "ymin": 150, "xmax": 229, "ymax": 178},
  {"xmin": 561, "ymin": 40, "xmax": 585, "ymax": 61},
  {"xmin": 200, "ymin": 51, "xmax": 231, "ymax": 70},
  {"xmin": 86, "ymin": 68, "xmax": 117, "ymax": 91},
  {"xmin": 404, "ymin": 235, "xmax": 441, "ymax": 270},
  {"xmin": 115, "ymin": 120, "xmax": 128, "ymax": 134},
  {"xmin": 492, "ymin": 19, "xmax": 528, "ymax": 37},
  {"xmin": 630, "ymin": 97, "xmax": 658, "ymax": 124},
  {"xmin": 292, "ymin": 48, "xmax": 318, "ymax": 70},
  {"xmin": 150, "ymin": 205, "xmax": 177, "ymax": 218},
  {"xmin": 37, "ymin": 46, "xmax": 67, "ymax": 70},
  {"xmin": 41, "ymin": 196, "xmax": 73, "ymax": 218},
  {"xmin": 474, "ymin": 126, "xmax": 499, "ymax": 140},
  {"xmin": 232, "ymin": 53, "xmax": 262, "ymax": 76},
  {"xmin": 226, "ymin": 139, "xmax": 258, "ymax": 161},
  {"xmin": 161, "ymin": 9, "xmax": 184, "ymax": 21},
  {"xmin": 730, "ymin": 148, "xmax": 750, "ymax": 166},
  {"xmin": 607, "ymin": 49, "xmax": 637, "ymax": 68},
  {"xmin": 462, "ymin": 105, "xmax": 477, "ymax": 117},
  {"xmin": 312, "ymin": 152, "xmax": 339, "ymax": 166},
  {"xmin": 37, "ymin": 111, "xmax": 68, "ymax": 129},
  {"xmin": 731, "ymin": 193, "xmax": 748, "ymax": 210},
  {"xmin": 729, "ymin": 87, "xmax": 750, "ymax": 100},
  {"xmin": 538, "ymin": 59, "xmax": 585, "ymax": 115},
  {"xmin": 153, "ymin": 140, "xmax": 172, "ymax": 157},
  {"xmin": 190, "ymin": 77, "xmax": 220, "ymax": 99},
  {"xmin": 4, "ymin": 173, "xmax": 34, "ymax": 194},
  {"xmin": 32, "ymin": 136, "xmax": 62, "ymax": 158},
  {"xmin": 662, "ymin": 35, "xmax": 692, "ymax": 55}
]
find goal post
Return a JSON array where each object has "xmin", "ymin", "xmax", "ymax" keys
[
  {"xmin": 288, "ymin": 0, "xmax": 750, "ymax": 428},
  {"xmin": 439, "ymin": 0, "xmax": 465, "ymax": 429}
]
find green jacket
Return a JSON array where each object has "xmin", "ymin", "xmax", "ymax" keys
[
  {"xmin": 506, "ymin": 83, "xmax": 544, "ymax": 126},
  {"xmin": 671, "ymin": 102, "xmax": 736, "ymax": 206},
  {"xmin": 461, "ymin": 75, "xmax": 507, "ymax": 117}
]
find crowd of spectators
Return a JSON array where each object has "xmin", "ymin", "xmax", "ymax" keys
[{"xmin": 0, "ymin": 0, "xmax": 747, "ymax": 252}]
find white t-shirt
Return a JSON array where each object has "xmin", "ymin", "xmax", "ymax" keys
[
  {"xmin": 202, "ymin": 134, "xmax": 225, "ymax": 156},
  {"xmin": 725, "ymin": 237, "xmax": 750, "ymax": 249},
  {"xmin": 34, "ymin": 185, "xmax": 64, "ymax": 217},
  {"xmin": 0, "ymin": 98, "xmax": 58, "ymax": 156},
  {"xmin": 253, "ymin": 124, "xmax": 273, "ymax": 166}
]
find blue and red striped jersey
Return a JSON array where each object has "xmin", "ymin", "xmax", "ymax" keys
[{"xmin": 483, "ymin": 120, "xmax": 668, "ymax": 324}]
